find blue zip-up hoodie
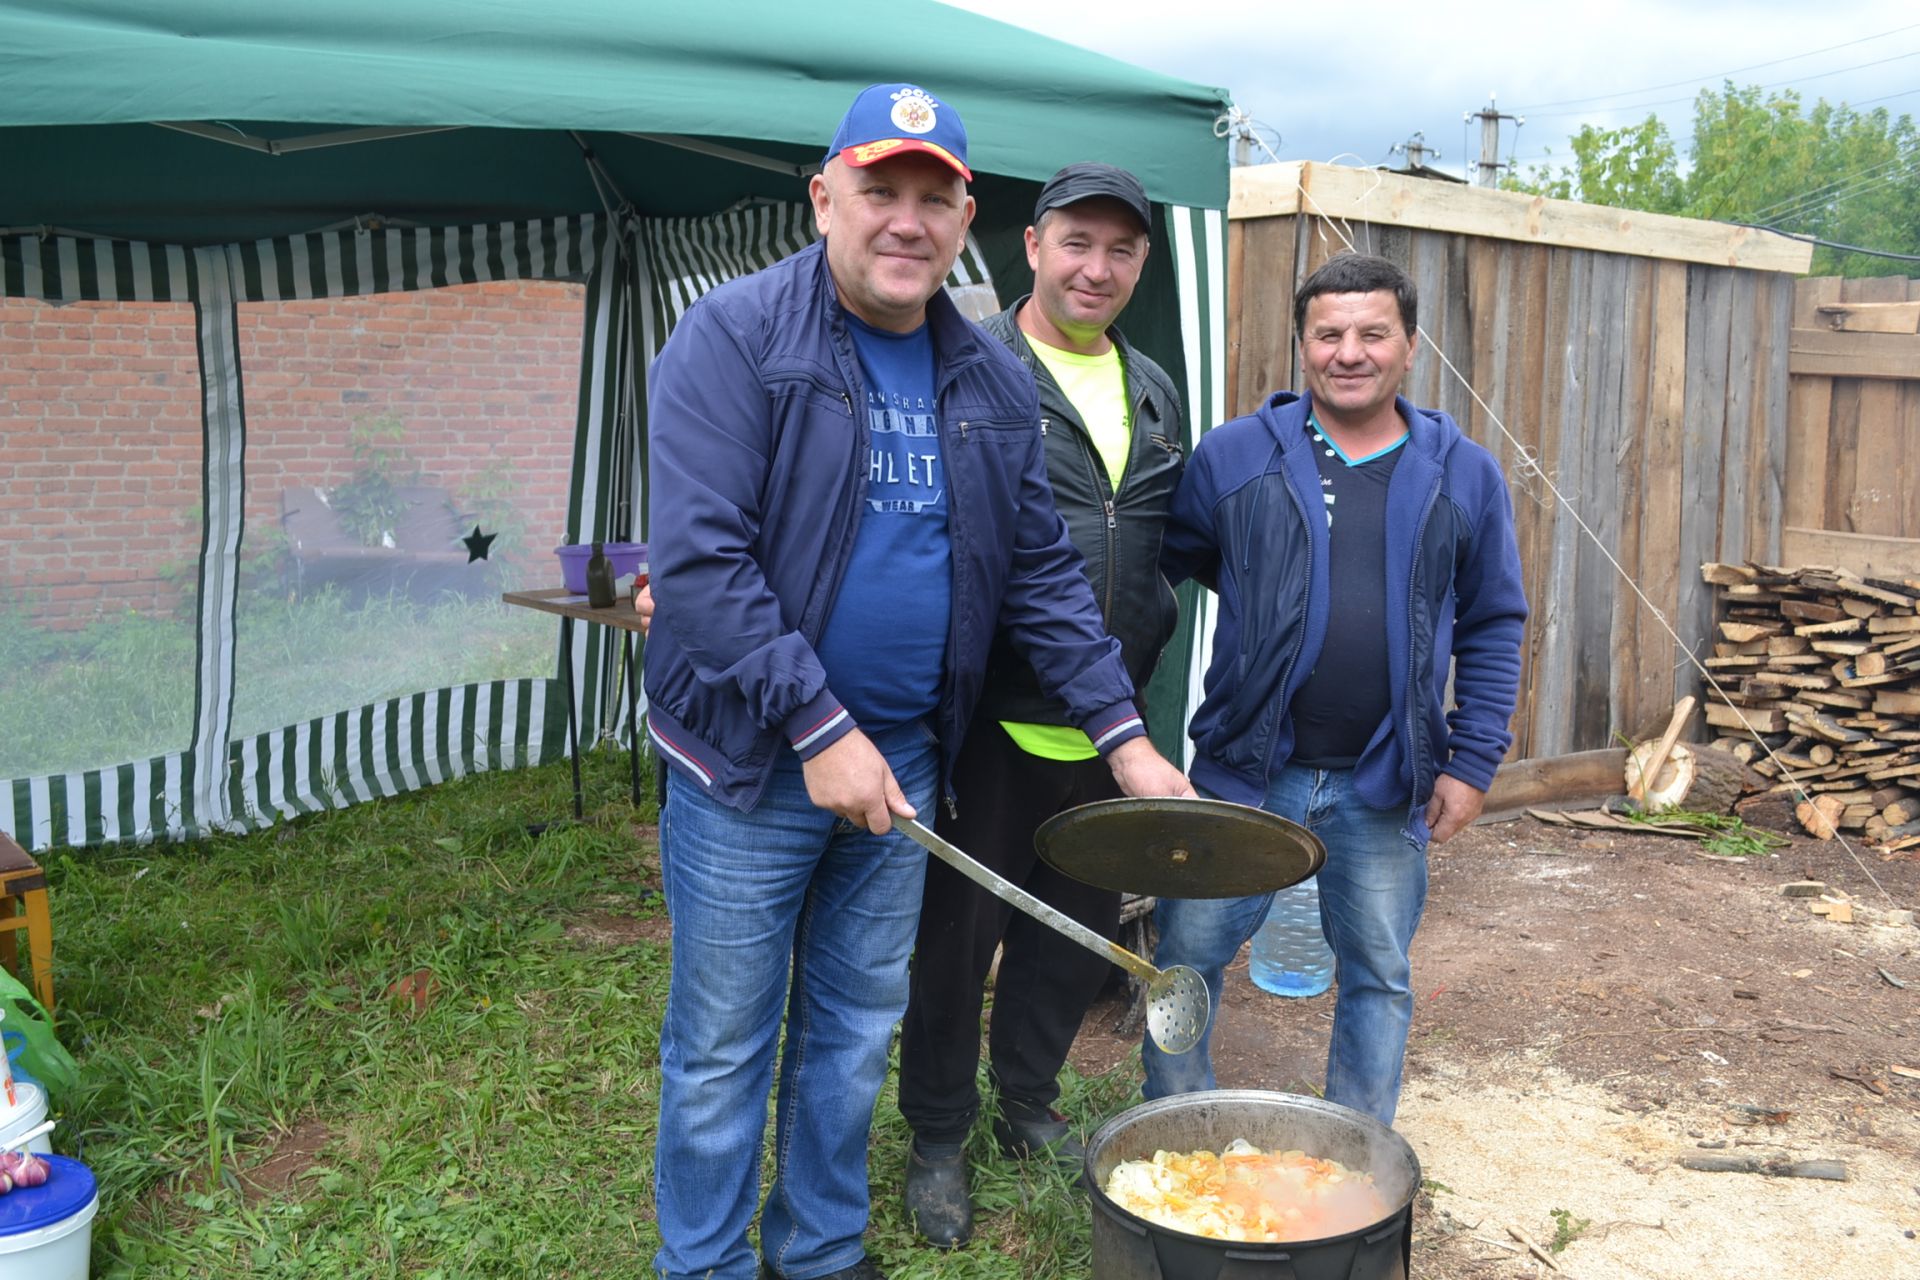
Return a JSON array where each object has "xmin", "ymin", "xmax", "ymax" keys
[
  {"xmin": 643, "ymin": 241, "xmax": 1146, "ymax": 811},
  {"xmin": 1163, "ymin": 390, "xmax": 1527, "ymax": 822}
]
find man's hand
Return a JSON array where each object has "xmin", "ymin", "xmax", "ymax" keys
[
  {"xmin": 1424, "ymin": 773, "xmax": 1485, "ymax": 845},
  {"xmin": 1105, "ymin": 737, "xmax": 1195, "ymax": 799},
  {"xmin": 631, "ymin": 583, "xmax": 654, "ymax": 636},
  {"xmin": 801, "ymin": 729, "xmax": 915, "ymax": 833}
]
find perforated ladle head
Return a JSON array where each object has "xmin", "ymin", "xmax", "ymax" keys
[
  {"xmin": 894, "ymin": 818, "xmax": 1209, "ymax": 1055},
  {"xmin": 1143, "ymin": 964, "xmax": 1209, "ymax": 1056}
]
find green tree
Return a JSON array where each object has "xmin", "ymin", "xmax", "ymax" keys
[{"xmin": 1508, "ymin": 82, "xmax": 1920, "ymax": 277}]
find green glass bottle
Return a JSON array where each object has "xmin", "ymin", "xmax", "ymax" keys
[{"xmin": 585, "ymin": 541, "xmax": 616, "ymax": 608}]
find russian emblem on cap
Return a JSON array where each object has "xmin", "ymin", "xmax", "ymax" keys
[{"xmin": 889, "ymin": 87, "xmax": 939, "ymax": 135}]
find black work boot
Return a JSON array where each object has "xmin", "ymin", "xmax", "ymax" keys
[
  {"xmin": 904, "ymin": 1139, "xmax": 973, "ymax": 1248},
  {"xmin": 993, "ymin": 1106, "xmax": 1087, "ymax": 1168}
]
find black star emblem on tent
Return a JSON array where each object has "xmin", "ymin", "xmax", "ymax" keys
[{"xmin": 462, "ymin": 525, "xmax": 498, "ymax": 563}]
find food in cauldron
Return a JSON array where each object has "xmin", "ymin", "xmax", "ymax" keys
[{"xmin": 1102, "ymin": 1138, "xmax": 1390, "ymax": 1242}]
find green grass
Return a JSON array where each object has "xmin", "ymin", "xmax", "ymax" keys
[{"xmin": 39, "ymin": 750, "xmax": 1140, "ymax": 1278}]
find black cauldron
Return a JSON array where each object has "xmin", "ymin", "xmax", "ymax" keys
[{"xmin": 1085, "ymin": 1091, "xmax": 1420, "ymax": 1280}]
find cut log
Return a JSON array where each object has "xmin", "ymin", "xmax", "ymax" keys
[
  {"xmin": 1797, "ymin": 798, "xmax": 1839, "ymax": 839},
  {"xmin": 1881, "ymin": 799, "xmax": 1918, "ymax": 826},
  {"xmin": 1867, "ymin": 614, "xmax": 1920, "ymax": 634},
  {"xmin": 1701, "ymin": 563, "xmax": 1759, "ymax": 586},
  {"xmin": 1627, "ymin": 697, "xmax": 1696, "ymax": 809},
  {"xmin": 1482, "ymin": 748, "xmax": 1627, "ymax": 815},
  {"xmin": 1719, "ymin": 621, "xmax": 1782, "ymax": 643},
  {"xmin": 1802, "ymin": 689, "xmax": 1873, "ymax": 711},
  {"xmin": 1793, "ymin": 618, "xmax": 1864, "ymax": 636},
  {"xmin": 1625, "ymin": 742, "xmax": 1745, "ymax": 814},
  {"xmin": 1765, "ymin": 672, "xmax": 1836, "ymax": 690},
  {"xmin": 1780, "ymin": 600, "xmax": 1847, "ymax": 623},
  {"xmin": 1786, "ymin": 710, "xmax": 1866, "ymax": 744},
  {"xmin": 1809, "ymin": 743, "xmax": 1835, "ymax": 766},
  {"xmin": 1872, "ymin": 690, "xmax": 1920, "ymax": 715},
  {"xmin": 1707, "ymin": 703, "xmax": 1784, "ymax": 733}
]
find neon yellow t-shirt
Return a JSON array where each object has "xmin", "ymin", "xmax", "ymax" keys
[{"xmin": 1001, "ymin": 335, "xmax": 1132, "ymax": 761}]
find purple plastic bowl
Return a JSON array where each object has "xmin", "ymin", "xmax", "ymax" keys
[{"xmin": 554, "ymin": 542, "xmax": 647, "ymax": 594}]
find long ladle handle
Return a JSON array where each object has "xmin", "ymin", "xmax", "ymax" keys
[{"xmin": 895, "ymin": 817, "xmax": 1160, "ymax": 984}]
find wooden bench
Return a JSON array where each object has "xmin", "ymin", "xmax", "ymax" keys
[{"xmin": 0, "ymin": 832, "xmax": 53, "ymax": 1014}]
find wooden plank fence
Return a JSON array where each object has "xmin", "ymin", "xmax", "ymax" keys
[
  {"xmin": 1784, "ymin": 275, "xmax": 1920, "ymax": 577},
  {"xmin": 1226, "ymin": 163, "xmax": 1810, "ymax": 759}
]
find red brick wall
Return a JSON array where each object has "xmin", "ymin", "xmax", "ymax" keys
[
  {"xmin": 1, "ymin": 280, "xmax": 587, "ymax": 626},
  {"xmin": 0, "ymin": 301, "xmax": 205, "ymax": 622}
]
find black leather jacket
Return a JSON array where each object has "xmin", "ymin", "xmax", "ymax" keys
[{"xmin": 973, "ymin": 297, "xmax": 1186, "ymax": 726}]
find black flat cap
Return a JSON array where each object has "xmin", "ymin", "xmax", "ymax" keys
[{"xmin": 1033, "ymin": 162, "xmax": 1152, "ymax": 231}]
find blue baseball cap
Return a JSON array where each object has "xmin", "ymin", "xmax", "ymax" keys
[{"xmin": 823, "ymin": 83, "xmax": 972, "ymax": 181}]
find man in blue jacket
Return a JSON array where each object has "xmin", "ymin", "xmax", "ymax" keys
[
  {"xmin": 641, "ymin": 84, "xmax": 1190, "ymax": 1280},
  {"xmin": 1147, "ymin": 253, "xmax": 1526, "ymax": 1125}
]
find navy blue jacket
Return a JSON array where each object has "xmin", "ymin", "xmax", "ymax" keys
[
  {"xmin": 643, "ymin": 241, "xmax": 1145, "ymax": 811},
  {"xmin": 1163, "ymin": 390, "xmax": 1527, "ymax": 823}
]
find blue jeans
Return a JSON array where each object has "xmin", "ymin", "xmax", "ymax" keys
[
  {"xmin": 1144, "ymin": 764, "xmax": 1429, "ymax": 1124},
  {"xmin": 652, "ymin": 721, "xmax": 939, "ymax": 1280}
]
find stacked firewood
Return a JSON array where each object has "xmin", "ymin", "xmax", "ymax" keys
[{"xmin": 1700, "ymin": 562, "xmax": 1920, "ymax": 851}]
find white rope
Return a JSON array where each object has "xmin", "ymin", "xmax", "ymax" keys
[{"xmin": 1290, "ymin": 180, "xmax": 1895, "ymax": 902}]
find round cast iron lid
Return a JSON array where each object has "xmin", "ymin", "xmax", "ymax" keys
[{"xmin": 1034, "ymin": 797, "xmax": 1325, "ymax": 899}]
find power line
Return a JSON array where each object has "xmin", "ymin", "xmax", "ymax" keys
[
  {"xmin": 1512, "ymin": 22, "xmax": 1920, "ymax": 111},
  {"xmin": 1851, "ymin": 86, "xmax": 1920, "ymax": 108},
  {"xmin": 1522, "ymin": 48, "xmax": 1920, "ymax": 121},
  {"xmin": 1750, "ymin": 152, "xmax": 1915, "ymax": 222},
  {"xmin": 1737, "ymin": 222, "xmax": 1920, "ymax": 262},
  {"xmin": 1749, "ymin": 152, "xmax": 1911, "ymax": 219},
  {"xmin": 1755, "ymin": 157, "xmax": 1918, "ymax": 227}
]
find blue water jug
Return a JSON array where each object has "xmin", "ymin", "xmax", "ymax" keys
[{"xmin": 1249, "ymin": 878, "xmax": 1334, "ymax": 997}]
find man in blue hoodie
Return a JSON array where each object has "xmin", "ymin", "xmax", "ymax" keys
[
  {"xmin": 1145, "ymin": 253, "xmax": 1526, "ymax": 1125},
  {"xmin": 640, "ymin": 84, "xmax": 1189, "ymax": 1280}
]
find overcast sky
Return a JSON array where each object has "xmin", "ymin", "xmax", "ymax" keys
[{"xmin": 941, "ymin": 1, "xmax": 1920, "ymax": 181}]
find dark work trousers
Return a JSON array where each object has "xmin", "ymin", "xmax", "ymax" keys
[{"xmin": 897, "ymin": 720, "xmax": 1123, "ymax": 1146}]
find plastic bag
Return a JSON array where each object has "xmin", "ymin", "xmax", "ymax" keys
[{"xmin": 0, "ymin": 970, "xmax": 77, "ymax": 1099}]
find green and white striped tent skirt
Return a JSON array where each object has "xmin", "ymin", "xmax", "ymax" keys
[{"xmin": 0, "ymin": 204, "xmax": 1225, "ymax": 851}]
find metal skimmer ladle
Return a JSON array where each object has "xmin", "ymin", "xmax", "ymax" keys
[{"xmin": 895, "ymin": 817, "xmax": 1209, "ymax": 1055}]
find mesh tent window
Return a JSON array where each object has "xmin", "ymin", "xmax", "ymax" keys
[{"xmin": 0, "ymin": 209, "xmax": 1051, "ymax": 849}]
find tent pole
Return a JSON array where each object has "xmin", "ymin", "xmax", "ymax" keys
[{"xmin": 624, "ymin": 133, "xmax": 811, "ymax": 178}]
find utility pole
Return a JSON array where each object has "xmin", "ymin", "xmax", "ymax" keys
[
  {"xmin": 1390, "ymin": 131, "xmax": 1439, "ymax": 171},
  {"xmin": 1218, "ymin": 106, "xmax": 1276, "ymax": 168},
  {"xmin": 1464, "ymin": 93, "xmax": 1524, "ymax": 187}
]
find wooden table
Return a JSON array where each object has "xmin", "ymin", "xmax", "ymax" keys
[{"xmin": 502, "ymin": 588, "xmax": 646, "ymax": 818}]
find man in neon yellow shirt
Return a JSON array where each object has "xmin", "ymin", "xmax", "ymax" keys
[{"xmin": 897, "ymin": 163, "xmax": 1187, "ymax": 1247}]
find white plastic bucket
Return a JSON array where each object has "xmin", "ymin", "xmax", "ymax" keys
[
  {"xmin": 0, "ymin": 1155, "xmax": 96, "ymax": 1280},
  {"xmin": 0, "ymin": 1083, "xmax": 49, "ymax": 1156}
]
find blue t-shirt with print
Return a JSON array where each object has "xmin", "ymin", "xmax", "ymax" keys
[{"xmin": 811, "ymin": 313, "xmax": 952, "ymax": 728}]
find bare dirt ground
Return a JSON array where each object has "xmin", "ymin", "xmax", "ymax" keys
[{"xmin": 1067, "ymin": 809, "xmax": 1920, "ymax": 1279}]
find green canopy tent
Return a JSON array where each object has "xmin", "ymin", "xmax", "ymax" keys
[{"xmin": 0, "ymin": 0, "xmax": 1231, "ymax": 850}]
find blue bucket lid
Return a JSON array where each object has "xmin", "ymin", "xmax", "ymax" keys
[{"xmin": 0, "ymin": 1155, "xmax": 95, "ymax": 1237}]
